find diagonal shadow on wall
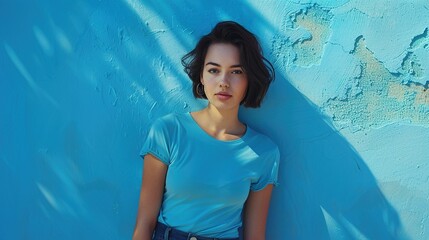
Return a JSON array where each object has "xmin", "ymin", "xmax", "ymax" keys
[{"xmin": 240, "ymin": 75, "xmax": 406, "ymax": 239}]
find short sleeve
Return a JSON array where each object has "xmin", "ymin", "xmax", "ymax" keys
[
  {"xmin": 250, "ymin": 146, "xmax": 280, "ymax": 191},
  {"xmin": 139, "ymin": 118, "xmax": 172, "ymax": 165}
]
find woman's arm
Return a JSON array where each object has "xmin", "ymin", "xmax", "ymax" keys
[
  {"xmin": 243, "ymin": 185, "xmax": 274, "ymax": 240},
  {"xmin": 133, "ymin": 154, "xmax": 168, "ymax": 240}
]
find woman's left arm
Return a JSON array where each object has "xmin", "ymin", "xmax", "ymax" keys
[{"xmin": 243, "ymin": 185, "xmax": 274, "ymax": 240}]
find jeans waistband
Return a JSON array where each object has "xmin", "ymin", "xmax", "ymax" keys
[{"xmin": 153, "ymin": 222, "xmax": 240, "ymax": 240}]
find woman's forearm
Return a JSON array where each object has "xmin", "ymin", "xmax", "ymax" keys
[
  {"xmin": 133, "ymin": 154, "xmax": 168, "ymax": 240},
  {"xmin": 132, "ymin": 220, "xmax": 156, "ymax": 240}
]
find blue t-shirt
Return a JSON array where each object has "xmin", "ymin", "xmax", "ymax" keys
[{"xmin": 140, "ymin": 112, "xmax": 280, "ymax": 238}]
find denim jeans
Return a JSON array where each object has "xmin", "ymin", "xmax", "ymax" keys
[{"xmin": 152, "ymin": 222, "xmax": 242, "ymax": 240}]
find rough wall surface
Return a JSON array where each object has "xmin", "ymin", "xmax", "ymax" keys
[{"xmin": 1, "ymin": 0, "xmax": 428, "ymax": 239}]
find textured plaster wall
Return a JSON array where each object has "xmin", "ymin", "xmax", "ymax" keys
[{"xmin": 1, "ymin": 0, "xmax": 428, "ymax": 239}]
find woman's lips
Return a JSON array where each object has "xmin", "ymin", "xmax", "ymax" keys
[{"xmin": 215, "ymin": 92, "xmax": 232, "ymax": 100}]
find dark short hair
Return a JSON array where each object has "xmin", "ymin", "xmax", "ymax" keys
[{"xmin": 181, "ymin": 21, "xmax": 275, "ymax": 108}]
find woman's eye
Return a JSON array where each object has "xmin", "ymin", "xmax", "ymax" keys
[
  {"xmin": 208, "ymin": 69, "xmax": 219, "ymax": 74},
  {"xmin": 231, "ymin": 69, "xmax": 243, "ymax": 74}
]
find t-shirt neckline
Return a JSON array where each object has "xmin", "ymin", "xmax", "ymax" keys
[{"xmin": 185, "ymin": 112, "xmax": 249, "ymax": 144}]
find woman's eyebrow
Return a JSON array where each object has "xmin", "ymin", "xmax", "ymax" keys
[
  {"xmin": 206, "ymin": 62, "xmax": 221, "ymax": 67},
  {"xmin": 205, "ymin": 62, "xmax": 242, "ymax": 68},
  {"xmin": 230, "ymin": 64, "xmax": 243, "ymax": 68}
]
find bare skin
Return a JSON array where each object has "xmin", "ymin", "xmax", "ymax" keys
[
  {"xmin": 133, "ymin": 43, "xmax": 274, "ymax": 240},
  {"xmin": 133, "ymin": 154, "xmax": 167, "ymax": 240}
]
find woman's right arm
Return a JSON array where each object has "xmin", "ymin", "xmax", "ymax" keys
[{"xmin": 133, "ymin": 154, "xmax": 168, "ymax": 240}]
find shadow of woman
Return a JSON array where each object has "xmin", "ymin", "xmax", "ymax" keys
[{"xmin": 240, "ymin": 76, "xmax": 407, "ymax": 240}]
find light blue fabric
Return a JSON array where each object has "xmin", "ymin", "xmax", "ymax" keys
[{"xmin": 140, "ymin": 112, "xmax": 280, "ymax": 238}]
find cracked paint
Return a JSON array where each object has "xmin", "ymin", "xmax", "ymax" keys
[
  {"xmin": 291, "ymin": 5, "xmax": 333, "ymax": 67},
  {"xmin": 272, "ymin": 2, "xmax": 429, "ymax": 131},
  {"xmin": 400, "ymin": 28, "xmax": 429, "ymax": 86},
  {"xmin": 322, "ymin": 37, "xmax": 429, "ymax": 131}
]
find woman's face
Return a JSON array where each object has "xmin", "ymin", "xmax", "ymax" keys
[{"xmin": 201, "ymin": 43, "xmax": 248, "ymax": 112}]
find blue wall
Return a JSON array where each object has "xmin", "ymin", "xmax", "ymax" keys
[{"xmin": 1, "ymin": 0, "xmax": 428, "ymax": 239}]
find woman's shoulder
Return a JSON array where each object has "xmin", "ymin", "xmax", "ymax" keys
[
  {"xmin": 153, "ymin": 112, "xmax": 187, "ymax": 123},
  {"xmin": 149, "ymin": 112, "xmax": 189, "ymax": 130},
  {"xmin": 245, "ymin": 126, "xmax": 279, "ymax": 152}
]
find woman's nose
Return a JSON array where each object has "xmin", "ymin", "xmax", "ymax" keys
[
  {"xmin": 219, "ymin": 74, "xmax": 230, "ymax": 88},
  {"xmin": 219, "ymin": 82, "xmax": 230, "ymax": 88}
]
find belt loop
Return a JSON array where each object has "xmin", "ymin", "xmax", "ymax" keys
[
  {"xmin": 238, "ymin": 226, "xmax": 243, "ymax": 240},
  {"xmin": 164, "ymin": 226, "xmax": 171, "ymax": 240}
]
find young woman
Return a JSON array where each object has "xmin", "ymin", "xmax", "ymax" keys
[{"xmin": 133, "ymin": 21, "xmax": 280, "ymax": 240}]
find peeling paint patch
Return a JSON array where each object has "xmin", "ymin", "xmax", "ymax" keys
[
  {"xmin": 322, "ymin": 37, "xmax": 429, "ymax": 131},
  {"xmin": 402, "ymin": 52, "xmax": 424, "ymax": 78},
  {"xmin": 291, "ymin": 5, "xmax": 333, "ymax": 66},
  {"xmin": 271, "ymin": 4, "xmax": 333, "ymax": 68},
  {"xmin": 410, "ymin": 28, "xmax": 429, "ymax": 50},
  {"xmin": 400, "ymin": 28, "xmax": 429, "ymax": 86}
]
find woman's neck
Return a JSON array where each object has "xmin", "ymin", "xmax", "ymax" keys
[{"xmin": 193, "ymin": 105, "xmax": 246, "ymax": 139}]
